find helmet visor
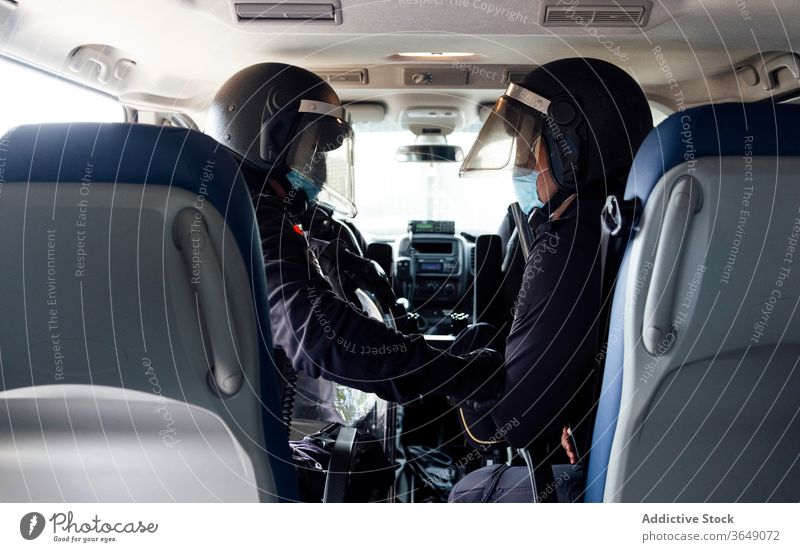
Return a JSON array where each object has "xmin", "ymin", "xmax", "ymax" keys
[
  {"xmin": 460, "ymin": 83, "xmax": 550, "ymax": 176},
  {"xmin": 284, "ymin": 102, "xmax": 356, "ymax": 216}
]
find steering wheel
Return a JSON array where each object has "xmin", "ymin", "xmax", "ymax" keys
[{"xmin": 354, "ymin": 288, "xmax": 398, "ymax": 330}]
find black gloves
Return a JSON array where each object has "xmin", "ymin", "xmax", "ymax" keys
[
  {"xmin": 310, "ymin": 238, "xmax": 396, "ymax": 309},
  {"xmin": 449, "ymin": 348, "xmax": 505, "ymax": 407}
]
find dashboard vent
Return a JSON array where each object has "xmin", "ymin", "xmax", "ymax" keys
[
  {"xmin": 543, "ymin": 3, "xmax": 649, "ymax": 27},
  {"xmin": 235, "ymin": 2, "xmax": 341, "ymax": 23}
]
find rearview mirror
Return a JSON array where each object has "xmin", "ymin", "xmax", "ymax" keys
[{"xmin": 395, "ymin": 144, "xmax": 464, "ymax": 163}]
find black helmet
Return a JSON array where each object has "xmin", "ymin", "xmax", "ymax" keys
[
  {"xmin": 207, "ymin": 63, "xmax": 356, "ymax": 215},
  {"xmin": 460, "ymin": 57, "xmax": 652, "ymax": 195}
]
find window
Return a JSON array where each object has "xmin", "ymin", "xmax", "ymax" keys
[
  {"xmin": 0, "ymin": 56, "xmax": 124, "ymax": 137},
  {"xmin": 351, "ymin": 123, "xmax": 516, "ymax": 239}
]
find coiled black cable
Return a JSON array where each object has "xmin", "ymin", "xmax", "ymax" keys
[
  {"xmin": 274, "ymin": 348, "xmax": 298, "ymax": 435},
  {"xmin": 281, "ymin": 368, "xmax": 298, "ymax": 435}
]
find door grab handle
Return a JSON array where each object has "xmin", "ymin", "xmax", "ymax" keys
[
  {"xmin": 173, "ymin": 208, "xmax": 243, "ymax": 396},
  {"xmin": 642, "ymin": 176, "xmax": 702, "ymax": 355}
]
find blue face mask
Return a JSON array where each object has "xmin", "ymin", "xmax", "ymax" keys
[
  {"xmin": 512, "ymin": 167, "xmax": 544, "ymax": 215},
  {"xmin": 286, "ymin": 169, "xmax": 321, "ymax": 202}
]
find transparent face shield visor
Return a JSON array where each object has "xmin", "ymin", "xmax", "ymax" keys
[
  {"xmin": 284, "ymin": 99, "xmax": 357, "ymax": 217},
  {"xmin": 459, "ymin": 83, "xmax": 552, "ymax": 176}
]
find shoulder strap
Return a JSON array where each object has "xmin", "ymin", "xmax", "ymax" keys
[
  {"xmin": 599, "ymin": 194, "xmax": 641, "ymax": 300},
  {"xmin": 571, "ymin": 194, "xmax": 641, "ymax": 459}
]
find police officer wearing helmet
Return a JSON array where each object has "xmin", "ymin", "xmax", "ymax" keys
[
  {"xmin": 450, "ymin": 58, "xmax": 653, "ymax": 502},
  {"xmin": 206, "ymin": 63, "xmax": 504, "ymax": 414}
]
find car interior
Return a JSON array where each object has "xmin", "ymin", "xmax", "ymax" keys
[{"xmin": 1, "ymin": 0, "xmax": 799, "ymax": 503}]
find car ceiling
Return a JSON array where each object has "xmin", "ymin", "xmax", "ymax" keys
[{"xmin": 1, "ymin": 0, "xmax": 800, "ymax": 127}]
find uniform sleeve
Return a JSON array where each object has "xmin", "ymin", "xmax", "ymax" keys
[
  {"xmin": 493, "ymin": 222, "xmax": 602, "ymax": 447},
  {"xmin": 255, "ymin": 199, "xmax": 494, "ymax": 404}
]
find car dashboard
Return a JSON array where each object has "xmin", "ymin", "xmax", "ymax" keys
[{"xmin": 393, "ymin": 220, "xmax": 474, "ymax": 336}]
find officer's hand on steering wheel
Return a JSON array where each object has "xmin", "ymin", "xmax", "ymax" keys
[{"xmin": 315, "ymin": 239, "xmax": 396, "ymax": 308}]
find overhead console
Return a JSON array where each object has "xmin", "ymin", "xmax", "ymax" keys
[{"xmin": 394, "ymin": 220, "xmax": 472, "ymax": 335}]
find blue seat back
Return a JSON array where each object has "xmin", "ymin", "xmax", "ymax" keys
[
  {"xmin": 0, "ymin": 122, "xmax": 298, "ymax": 501},
  {"xmin": 586, "ymin": 103, "xmax": 800, "ymax": 502}
]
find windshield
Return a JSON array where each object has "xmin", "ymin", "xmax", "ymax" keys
[{"xmin": 351, "ymin": 123, "xmax": 515, "ymax": 239}]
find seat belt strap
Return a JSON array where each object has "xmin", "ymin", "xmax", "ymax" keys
[
  {"xmin": 572, "ymin": 195, "xmax": 640, "ymax": 458},
  {"xmin": 599, "ymin": 194, "xmax": 641, "ymax": 304}
]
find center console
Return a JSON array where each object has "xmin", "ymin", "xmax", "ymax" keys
[{"xmin": 393, "ymin": 220, "xmax": 472, "ymax": 335}]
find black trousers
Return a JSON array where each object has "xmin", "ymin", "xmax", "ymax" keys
[{"xmin": 449, "ymin": 462, "xmax": 586, "ymax": 503}]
